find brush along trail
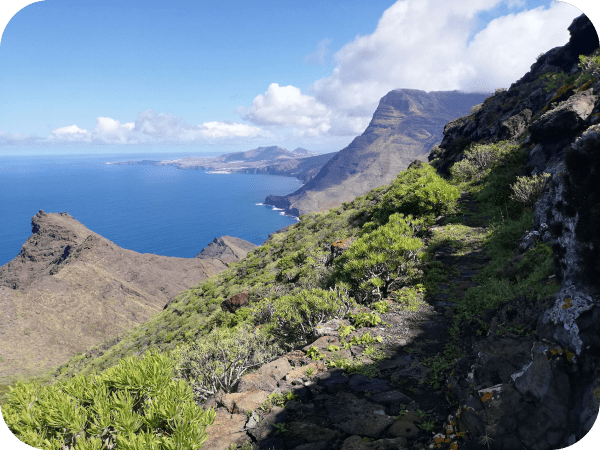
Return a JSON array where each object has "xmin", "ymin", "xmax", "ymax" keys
[{"xmin": 202, "ymin": 193, "xmax": 492, "ymax": 450}]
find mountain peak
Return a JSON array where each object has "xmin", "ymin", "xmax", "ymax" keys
[{"xmin": 266, "ymin": 89, "xmax": 489, "ymax": 215}]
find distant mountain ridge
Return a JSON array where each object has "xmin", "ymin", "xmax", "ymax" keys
[
  {"xmin": 107, "ymin": 146, "xmax": 335, "ymax": 183},
  {"xmin": 220, "ymin": 146, "xmax": 316, "ymax": 162},
  {"xmin": 265, "ymin": 89, "xmax": 490, "ymax": 215}
]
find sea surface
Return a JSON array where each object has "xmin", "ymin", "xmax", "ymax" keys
[{"xmin": 0, "ymin": 152, "xmax": 303, "ymax": 266}]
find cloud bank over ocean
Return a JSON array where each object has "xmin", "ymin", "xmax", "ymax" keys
[{"xmin": 0, "ymin": 0, "xmax": 592, "ymax": 150}]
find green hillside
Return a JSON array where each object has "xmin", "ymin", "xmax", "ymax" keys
[{"xmin": 1, "ymin": 139, "xmax": 560, "ymax": 449}]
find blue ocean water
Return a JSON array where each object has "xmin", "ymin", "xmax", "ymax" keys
[{"xmin": 0, "ymin": 153, "xmax": 303, "ymax": 266}]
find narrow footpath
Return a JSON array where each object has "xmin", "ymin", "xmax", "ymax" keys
[{"xmin": 202, "ymin": 194, "xmax": 492, "ymax": 450}]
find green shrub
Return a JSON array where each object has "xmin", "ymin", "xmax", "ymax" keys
[
  {"xmin": 348, "ymin": 332, "xmax": 383, "ymax": 345},
  {"xmin": 366, "ymin": 164, "xmax": 460, "ymax": 226},
  {"xmin": 3, "ymin": 350, "xmax": 214, "ymax": 450},
  {"xmin": 306, "ymin": 346, "xmax": 324, "ymax": 361},
  {"xmin": 391, "ymin": 286, "xmax": 426, "ymax": 311},
  {"xmin": 510, "ymin": 173, "xmax": 552, "ymax": 210},
  {"xmin": 253, "ymin": 288, "xmax": 355, "ymax": 345},
  {"xmin": 172, "ymin": 327, "xmax": 279, "ymax": 403},
  {"xmin": 338, "ymin": 324, "xmax": 356, "ymax": 339},
  {"xmin": 371, "ymin": 301, "xmax": 390, "ymax": 314},
  {"xmin": 539, "ymin": 71, "xmax": 577, "ymax": 92},
  {"xmin": 348, "ymin": 311, "xmax": 382, "ymax": 328},
  {"xmin": 334, "ymin": 213, "xmax": 424, "ymax": 303},
  {"xmin": 468, "ymin": 143, "xmax": 528, "ymax": 220},
  {"xmin": 450, "ymin": 142, "xmax": 523, "ymax": 183},
  {"xmin": 451, "ymin": 145, "xmax": 497, "ymax": 181},
  {"xmin": 470, "ymin": 103, "xmax": 483, "ymax": 114}
]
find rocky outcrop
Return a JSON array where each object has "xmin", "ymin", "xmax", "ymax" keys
[
  {"xmin": 196, "ymin": 236, "xmax": 257, "ymax": 265},
  {"xmin": 199, "ymin": 291, "xmax": 456, "ymax": 450},
  {"xmin": 0, "ymin": 211, "xmax": 229, "ymax": 382},
  {"xmin": 428, "ymin": 13, "xmax": 600, "ymax": 450},
  {"xmin": 221, "ymin": 291, "xmax": 250, "ymax": 313},
  {"xmin": 265, "ymin": 89, "xmax": 489, "ymax": 216}
]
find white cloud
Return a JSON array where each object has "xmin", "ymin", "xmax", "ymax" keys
[
  {"xmin": 240, "ymin": 0, "xmax": 581, "ymax": 138},
  {"xmin": 311, "ymin": 0, "xmax": 578, "ymax": 113},
  {"xmin": 92, "ymin": 117, "xmax": 135, "ymax": 144},
  {"xmin": 133, "ymin": 110, "xmax": 190, "ymax": 141},
  {"xmin": 49, "ymin": 124, "xmax": 89, "ymax": 142},
  {"xmin": 239, "ymin": 83, "xmax": 333, "ymax": 136},
  {"xmin": 305, "ymin": 38, "xmax": 332, "ymax": 65},
  {"xmin": 198, "ymin": 121, "xmax": 270, "ymax": 138},
  {"xmin": 464, "ymin": 5, "xmax": 578, "ymax": 91},
  {"xmin": 47, "ymin": 110, "xmax": 268, "ymax": 144},
  {"xmin": 506, "ymin": 0, "xmax": 526, "ymax": 9}
]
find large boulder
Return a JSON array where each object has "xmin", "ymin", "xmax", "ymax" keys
[
  {"xmin": 529, "ymin": 89, "xmax": 597, "ymax": 142},
  {"xmin": 221, "ymin": 290, "xmax": 250, "ymax": 313}
]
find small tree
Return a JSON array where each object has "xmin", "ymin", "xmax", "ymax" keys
[{"xmin": 510, "ymin": 173, "xmax": 552, "ymax": 210}]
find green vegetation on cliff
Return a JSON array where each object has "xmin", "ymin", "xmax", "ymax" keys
[{"xmin": 3, "ymin": 145, "xmax": 560, "ymax": 448}]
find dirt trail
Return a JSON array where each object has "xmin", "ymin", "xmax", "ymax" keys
[{"xmin": 204, "ymin": 194, "xmax": 494, "ymax": 449}]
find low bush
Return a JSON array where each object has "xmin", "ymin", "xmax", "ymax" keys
[
  {"xmin": 348, "ymin": 311, "xmax": 382, "ymax": 328},
  {"xmin": 3, "ymin": 350, "xmax": 214, "ymax": 450},
  {"xmin": 334, "ymin": 213, "xmax": 424, "ymax": 304},
  {"xmin": 172, "ymin": 328, "xmax": 279, "ymax": 403},
  {"xmin": 450, "ymin": 142, "xmax": 523, "ymax": 183},
  {"xmin": 252, "ymin": 288, "xmax": 355, "ymax": 345},
  {"xmin": 365, "ymin": 164, "xmax": 460, "ymax": 226},
  {"xmin": 510, "ymin": 173, "xmax": 552, "ymax": 210},
  {"xmin": 578, "ymin": 54, "xmax": 600, "ymax": 78}
]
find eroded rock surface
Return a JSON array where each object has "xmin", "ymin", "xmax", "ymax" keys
[{"xmin": 429, "ymin": 13, "xmax": 600, "ymax": 450}]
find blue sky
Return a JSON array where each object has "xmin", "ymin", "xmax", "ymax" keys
[{"xmin": 0, "ymin": 0, "xmax": 598, "ymax": 155}]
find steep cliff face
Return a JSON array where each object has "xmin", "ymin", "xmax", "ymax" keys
[
  {"xmin": 430, "ymin": 14, "xmax": 600, "ymax": 449},
  {"xmin": 0, "ymin": 211, "xmax": 228, "ymax": 382},
  {"xmin": 265, "ymin": 89, "xmax": 489, "ymax": 215}
]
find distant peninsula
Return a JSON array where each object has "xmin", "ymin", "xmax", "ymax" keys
[{"xmin": 107, "ymin": 146, "xmax": 337, "ymax": 183}]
